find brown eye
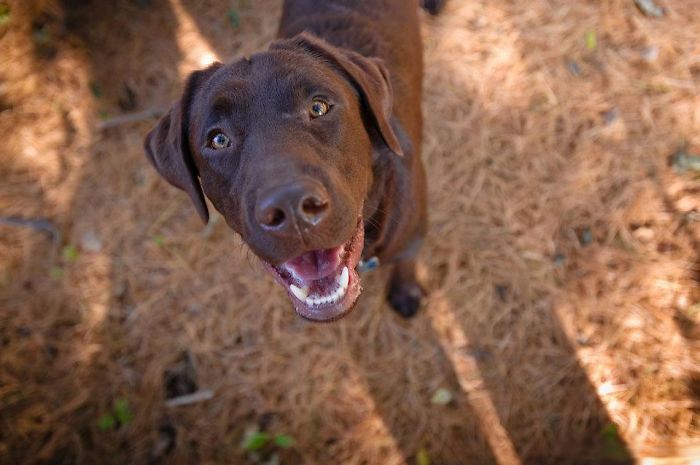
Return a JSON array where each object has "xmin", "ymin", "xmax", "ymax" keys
[
  {"xmin": 209, "ymin": 132, "xmax": 230, "ymax": 150},
  {"xmin": 309, "ymin": 99, "xmax": 330, "ymax": 118}
]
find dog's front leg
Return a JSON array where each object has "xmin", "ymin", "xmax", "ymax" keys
[{"xmin": 388, "ymin": 254, "xmax": 424, "ymax": 318}]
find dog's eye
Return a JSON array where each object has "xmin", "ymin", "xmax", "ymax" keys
[
  {"xmin": 309, "ymin": 99, "xmax": 330, "ymax": 118},
  {"xmin": 208, "ymin": 132, "xmax": 231, "ymax": 150}
]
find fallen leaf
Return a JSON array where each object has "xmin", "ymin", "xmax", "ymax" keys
[
  {"xmin": 241, "ymin": 427, "xmax": 269, "ymax": 451},
  {"xmin": 0, "ymin": 4, "xmax": 10, "ymax": 25},
  {"xmin": 640, "ymin": 45, "xmax": 659, "ymax": 62},
  {"xmin": 114, "ymin": 398, "xmax": 134, "ymax": 426},
  {"xmin": 671, "ymin": 150, "xmax": 700, "ymax": 173},
  {"xmin": 62, "ymin": 244, "xmax": 79, "ymax": 262},
  {"xmin": 153, "ymin": 234, "xmax": 166, "ymax": 247},
  {"xmin": 566, "ymin": 60, "xmax": 582, "ymax": 76},
  {"xmin": 416, "ymin": 448, "xmax": 431, "ymax": 465},
  {"xmin": 553, "ymin": 252, "xmax": 566, "ymax": 266},
  {"xmin": 89, "ymin": 81, "xmax": 102, "ymax": 98},
  {"xmin": 81, "ymin": 230, "xmax": 102, "ymax": 252},
  {"xmin": 585, "ymin": 30, "xmax": 597, "ymax": 51},
  {"xmin": 603, "ymin": 107, "xmax": 619, "ymax": 125},
  {"xmin": 431, "ymin": 388, "xmax": 453, "ymax": 405},
  {"xmin": 273, "ymin": 434, "xmax": 295, "ymax": 448},
  {"xmin": 228, "ymin": 9, "xmax": 240, "ymax": 28},
  {"xmin": 98, "ymin": 414, "xmax": 116, "ymax": 431},
  {"xmin": 578, "ymin": 227, "xmax": 593, "ymax": 246},
  {"xmin": 601, "ymin": 422, "xmax": 630, "ymax": 460},
  {"xmin": 50, "ymin": 266, "xmax": 64, "ymax": 279},
  {"xmin": 634, "ymin": 0, "xmax": 665, "ymax": 17}
]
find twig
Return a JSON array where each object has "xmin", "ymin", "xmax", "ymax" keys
[
  {"xmin": 0, "ymin": 216, "xmax": 61, "ymax": 244},
  {"xmin": 97, "ymin": 107, "xmax": 165, "ymax": 130},
  {"xmin": 164, "ymin": 389, "xmax": 214, "ymax": 407}
]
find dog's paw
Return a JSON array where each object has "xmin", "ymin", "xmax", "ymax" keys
[
  {"xmin": 388, "ymin": 281, "xmax": 424, "ymax": 318},
  {"xmin": 421, "ymin": 0, "xmax": 447, "ymax": 15}
]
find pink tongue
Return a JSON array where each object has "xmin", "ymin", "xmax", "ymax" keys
[{"xmin": 283, "ymin": 247, "xmax": 342, "ymax": 281}]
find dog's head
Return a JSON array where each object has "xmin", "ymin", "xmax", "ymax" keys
[{"xmin": 144, "ymin": 33, "xmax": 402, "ymax": 321}]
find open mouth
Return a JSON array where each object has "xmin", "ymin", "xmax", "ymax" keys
[{"xmin": 263, "ymin": 218, "xmax": 365, "ymax": 322}]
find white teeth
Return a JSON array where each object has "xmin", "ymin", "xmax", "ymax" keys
[
  {"xmin": 303, "ymin": 281, "xmax": 349, "ymax": 307},
  {"xmin": 338, "ymin": 266, "xmax": 349, "ymax": 289},
  {"xmin": 289, "ymin": 284, "xmax": 309, "ymax": 301},
  {"xmin": 300, "ymin": 267, "xmax": 351, "ymax": 307}
]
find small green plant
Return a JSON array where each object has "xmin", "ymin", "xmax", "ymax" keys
[
  {"xmin": 153, "ymin": 234, "xmax": 166, "ymax": 247},
  {"xmin": 601, "ymin": 422, "xmax": 629, "ymax": 461},
  {"xmin": 240, "ymin": 426, "xmax": 295, "ymax": 454},
  {"xmin": 113, "ymin": 398, "xmax": 134, "ymax": 425},
  {"xmin": 416, "ymin": 448, "xmax": 431, "ymax": 465},
  {"xmin": 98, "ymin": 398, "xmax": 134, "ymax": 431},
  {"xmin": 272, "ymin": 434, "xmax": 294, "ymax": 449},
  {"xmin": 241, "ymin": 430, "xmax": 269, "ymax": 452},
  {"xmin": 97, "ymin": 414, "xmax": 116, "ymax": 431},
  {"xmin": 89, "ymin": 81, "xmax": 102, "ymax": 98},
  {"xmin": 0, "ymin": 4, "xmax": 10, "ymax": 25},
  {"xmin": 228, "ymin": 9, "xmax": 240, "ymax": 28},
  {"xmin": 62, "ymin": 244, "xmax": 79, "ymax": 262},
  {"xmin": 50, "ymin": 266, "xmax": 64, "ymax": 279},
  {"xmin": 32, "ymin": 25, "xmax": 51, "ymax": 45},
  {"xmin": 584, "ymin": 30, "xmax": 597, "ymax": 51}
]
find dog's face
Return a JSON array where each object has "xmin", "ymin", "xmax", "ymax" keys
[{"xmin": 144, "ymin": 34, "xmax": 403, "ymax": 321}]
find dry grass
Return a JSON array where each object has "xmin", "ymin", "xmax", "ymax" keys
[{"xmin": 1, "ymin": 0, "xmax": 699, "ymax": 464}]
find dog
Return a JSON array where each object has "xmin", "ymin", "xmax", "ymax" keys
[{"xmin": 144, "ymin": 0, "xmax": 446, "ymax": 322}]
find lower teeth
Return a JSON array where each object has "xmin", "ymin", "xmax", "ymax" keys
[
  {"xmin": 289, "ymin": 266, "xmax": 350, "ymax": 307},
  {"xmin": 306, "ymin": 284, "xmax": 346, "ymax": 307},
  {"xmin": 304, "ymin": 266, "xmax": 350, "ymax": 307}
]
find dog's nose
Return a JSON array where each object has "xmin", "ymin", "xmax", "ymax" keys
[{"xmin": 255, "ymin": 180, "xmax": 330, "ymax": 233}]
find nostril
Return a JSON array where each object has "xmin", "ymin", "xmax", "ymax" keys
[
  {"xmin": 257, "ymin": 181, "xmax": 329, "ymax": 232},
  {"xmin": 301, "ymin": 196, "xmax": 328, "ymax": 218},
  {"xmin": 263, "ymin": 208, "xmax": 286, "ymax": 228}
]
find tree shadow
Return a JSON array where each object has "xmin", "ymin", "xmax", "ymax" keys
[
  {"xmin": 1, "ymin": 1, "xmax": 193, "ymax": 463},
  {"xmin": 343, "ymin": 273, "xmax": 503, "ymax": 465}
]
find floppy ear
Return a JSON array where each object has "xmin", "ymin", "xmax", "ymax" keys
[
  {"xmin": 144, "ymin": 62, "xmax": 222, "ymax": 223},
  {"xmin": 272, "ymin": 33, "xmax": 404, "ymax": 156}
]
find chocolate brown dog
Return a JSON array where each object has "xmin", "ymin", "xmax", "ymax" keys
[{"xmin": 144, "ymin": 0, "xmax": 445, "ymax": 321}]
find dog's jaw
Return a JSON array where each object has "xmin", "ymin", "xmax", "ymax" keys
[{"xmin": 263, "ymin": 218, "xmax": 365, "ymax": 322}]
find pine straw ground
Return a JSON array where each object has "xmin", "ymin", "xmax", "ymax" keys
[{"xmin": 1, "ymin": 0, "xmax": 700, "ymax": 464}]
